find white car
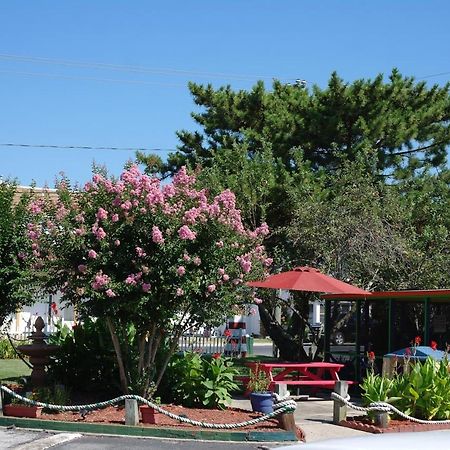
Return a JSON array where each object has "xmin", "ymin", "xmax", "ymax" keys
[{"xmin": 275, "ymin": 430, "xmax": 450, "ymax": 449}]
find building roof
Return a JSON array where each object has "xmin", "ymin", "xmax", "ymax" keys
[
  {"xmin": 13, "ymin": 185, "xmax": 58, "ymax": 205},
  {"xmin": 322, "ymin": 289, "xmax": 450, "ymax": 301}
]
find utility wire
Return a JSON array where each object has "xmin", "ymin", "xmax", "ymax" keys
[
  {"xmin": 0, "ymin": 69, "xmax": 187, "ymax": 87},
  {"xmin": 0, "ymin": 143, "xmax": 175, "ymax": 152},
  {"xmin": 418, "ymin": 71, "xmax": 450, "ymax": 80},
  {"xmin": 0, "ymin": 53, "xmax": 291, "ymax": 82},
  {"xmin": 2, "ymin": 52, "xmax": 449, "ymax": 84}
]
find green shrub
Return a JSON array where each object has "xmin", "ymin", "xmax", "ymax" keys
[
  {"xmin": 201, "ymin": 355, "xmax": 239, "ymax": 409},
  {"xmin": 169, "ymin": 351, "xmax": 203, "ymax": 407},
  {"xmin": 162, "ymin": 351, "xmax": 238, "ymax": 409},
  {"xmin": 31, "ymin": 385, "xmax": 71, "ymax": 412},
  {"xmin": 0, "ymin": 338, "xmax": 19, "ymax": 359},
  {"xmin": 361, "ymin": 357, "xmax": 450, "ymax": 420}
]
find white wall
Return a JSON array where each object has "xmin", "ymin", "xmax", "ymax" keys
[{"xmin": 6, "ymin": 292, "xmax": 75, "ymax": 335}]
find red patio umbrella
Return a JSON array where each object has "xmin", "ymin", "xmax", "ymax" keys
[{"xmin": 247, "ymin": 266, "xmax": 370, "ymax": 295}]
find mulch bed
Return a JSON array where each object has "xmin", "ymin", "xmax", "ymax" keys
[
  {"xmin": 39, "ymin": 404, "xmax": 302, "ymax": 435},
  {"xmin": 341, "ymin": 415, "xmax": 450, "ymax": 434}
]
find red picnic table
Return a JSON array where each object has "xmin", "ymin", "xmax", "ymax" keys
[{"xmin": 246, "ymin": 361, "xmax": 353, "ymax": 392}]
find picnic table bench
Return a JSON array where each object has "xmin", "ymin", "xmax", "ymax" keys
[{"xmin": 241, "ymin": 362, "xmax": 356, "ymax": 394}]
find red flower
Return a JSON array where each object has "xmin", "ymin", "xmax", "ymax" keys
[
  {"xmin": 51, "ymin": 302, "xmax": 59, "ymax": 316},
  {"xmin": 212, "ymin": 352, "xmax": 221, "ymax": 359},
  {"xmin": 224, "ymin": 329, "xmax": 232, "ymax": 337},
  {"xmin": 367, "ymin": 351, "xmax": 375, "ymax": 361},
  {"xmin": 430, "ymin": 340, "xmax": 438, "ymax": 350},
  {"xmin": 405, "ymin": 347, "xmax": 412, "ymax": 356},
  {"xmin": 414, "ymin": 336, "xmax": 422, "ymax": 345}
]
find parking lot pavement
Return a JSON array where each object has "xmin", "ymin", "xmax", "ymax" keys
[
  {"xmin": 0, "ymin": 428, "xmax": 82, "ymax": 449},
  {"xmin": 0, "ymin": 430, "xmax": 279, "ymax": 450},
  {"xmin": 0, "ymin": 428, "xmax": 45, "ymax": 449}
]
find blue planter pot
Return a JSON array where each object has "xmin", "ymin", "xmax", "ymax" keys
[{"xmin": 250, "ymin": 392, "xmax": 273, "ymax": 413}]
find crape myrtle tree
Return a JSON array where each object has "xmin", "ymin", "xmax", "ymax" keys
[
  {"xmin": 27, "ymin": 165, "xmax": 271, "ymax": 394},
  {"xmin": 0, "ymin": 181, "xmax": 35, "ymax": 327}
]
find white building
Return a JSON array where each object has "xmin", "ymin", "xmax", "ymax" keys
[{"xmin": 5, "ymin": 293, "xmax": 75, "ymax": 336}]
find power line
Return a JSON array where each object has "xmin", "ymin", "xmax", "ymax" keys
[
  {"xmin": 0, "ymin": 53, "xmax": 292, "ymax": 82},
  {"xmin": 0, "ymin": 143, "xmax": 176, "ymax": 152},
  {"xmin": 0, "ymin": 69, "xmax": 187, "ymax": 87},
  {"xmin": 418, "ymin": 71, "xmax": 450, "ymax": 80}
]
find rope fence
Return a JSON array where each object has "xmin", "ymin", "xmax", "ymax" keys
[
  {"xmin": 331, "ymin": 392, "xmax": 450, "ymax": 425},
  {"xmin": 0, "ymin": 385, "xmax": 297, "ymax": 430}
]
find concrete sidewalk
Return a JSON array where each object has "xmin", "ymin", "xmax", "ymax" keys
[{"xmin": 231, "ymin": 394, "xmax": 367, "ymax": 443}]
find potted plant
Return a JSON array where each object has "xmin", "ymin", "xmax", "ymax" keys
[
  {"xmin": 247, "ymin": 363, "xmax": 273, "ymax": 413},
  {"xmin": 140, "ymin": 397, "xmax": 161, "ymax": 424}
]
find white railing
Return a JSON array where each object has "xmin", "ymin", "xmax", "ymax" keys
[
  {"xmin": 1, "ymin": 331, "xmax": 34, "ymax": 341},
  {"xmin": 178, "ymin": 334, "xmax": 227, "ymax": 354}
]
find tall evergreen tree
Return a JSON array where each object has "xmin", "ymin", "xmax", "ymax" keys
[{"xmin": 167, "ymin": 69, "xmax": 450, "ymax": 175}]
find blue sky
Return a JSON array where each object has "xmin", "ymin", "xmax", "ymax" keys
[{"xmin": 1, "ymin": 1, "xmax": 449, "ymax": 187}]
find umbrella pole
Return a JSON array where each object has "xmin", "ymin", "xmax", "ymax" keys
[{"xmin": 324, "ymin": 300, "xmax": 331, "ymax": 361}]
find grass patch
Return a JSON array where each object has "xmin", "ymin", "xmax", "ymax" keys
[{"xmin": 0, "ymin": 359, "xmax": 31, "ymax": 381}]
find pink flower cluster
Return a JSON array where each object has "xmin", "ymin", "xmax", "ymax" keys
[
  {"xmin": 91, "ymin": 271, "xmax": 110, "ymax": 290},
  {"xmin": 178, "ymin": 225, "xmax": 197, "ymax": 240},
  {"xmin": 136, "ymin": 247, "xmax": 147, "ymax": 257},
  {"xmin": 237, "ymin": 255, "xmax": 252, "ymax": 273},
  {"xmin": 96, "ymin": 208, "xmax": 108, "ymax": 220},
  {"xmin": 92, "ymin": 224, "xmax": 106, "ymax": 240},
  {"xmin": 125, "ymin": 272, "xmax": 142, "ymax": 285},
  {"xmin": 152, "ymin": 226, "xmax": 164, "ymax": 244},
  {"xmin": 30, "ymin": 200, "xmax": 43, "ymax": 214},
  {"xmin": 27, "ymin": 164, "xmax": 272, "ymax": 316}
]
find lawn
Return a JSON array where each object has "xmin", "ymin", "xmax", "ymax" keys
[{"xmin": 0, "ymin": 359, "xmax": 31, "ymax": 381}]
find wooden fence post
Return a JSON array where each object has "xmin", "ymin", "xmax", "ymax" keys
[
  {"xmin": 333, "ymin": 381, "xmax": 348, "ymax": 424},
  {"xmin": 374, "ymin": 411, "xmax": 389, "ymax": 428},
  {"xmin": 278, "ymin": 411, "xmax": 303, "ymax": 441},
  {"xmin": 125, "ymin": 399, "xmax": 139, "ymax": 426}
]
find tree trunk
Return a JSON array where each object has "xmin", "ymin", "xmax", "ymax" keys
[
  {"xmin": 106, "ymin": 316, "xmax": 129, "ymax": 394},
  {"xmin": 154, "ymin": 331, "xmax": 182, "ymax": 389},
  {"xmin": 258, "ymin": 304, "xmax": 309, "ymax": 361}
]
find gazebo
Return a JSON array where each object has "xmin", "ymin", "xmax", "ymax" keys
[{"xmin": 321, "ymin": 289, "xmax": 450, "ymax": 378}]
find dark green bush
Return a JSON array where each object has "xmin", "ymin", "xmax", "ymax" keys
[{"xmin": 47, "ymin": 318, "xmax": 120, "ymax": 397}]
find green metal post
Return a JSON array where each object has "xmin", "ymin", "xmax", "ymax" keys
[
  {"xmin": 324, "ymin": 300, "xmax": 331, "ymax": 361},
  {"xmin": 388, "ymin": 298, "xmax": 392, "ymax": 352},
  {"xmin": 424, "ymin": 298, "xmax": 430, "ymax": 345},
  {"xmin": 355, "ymin": 299, "xmax": 361, "ymax": 380}
]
